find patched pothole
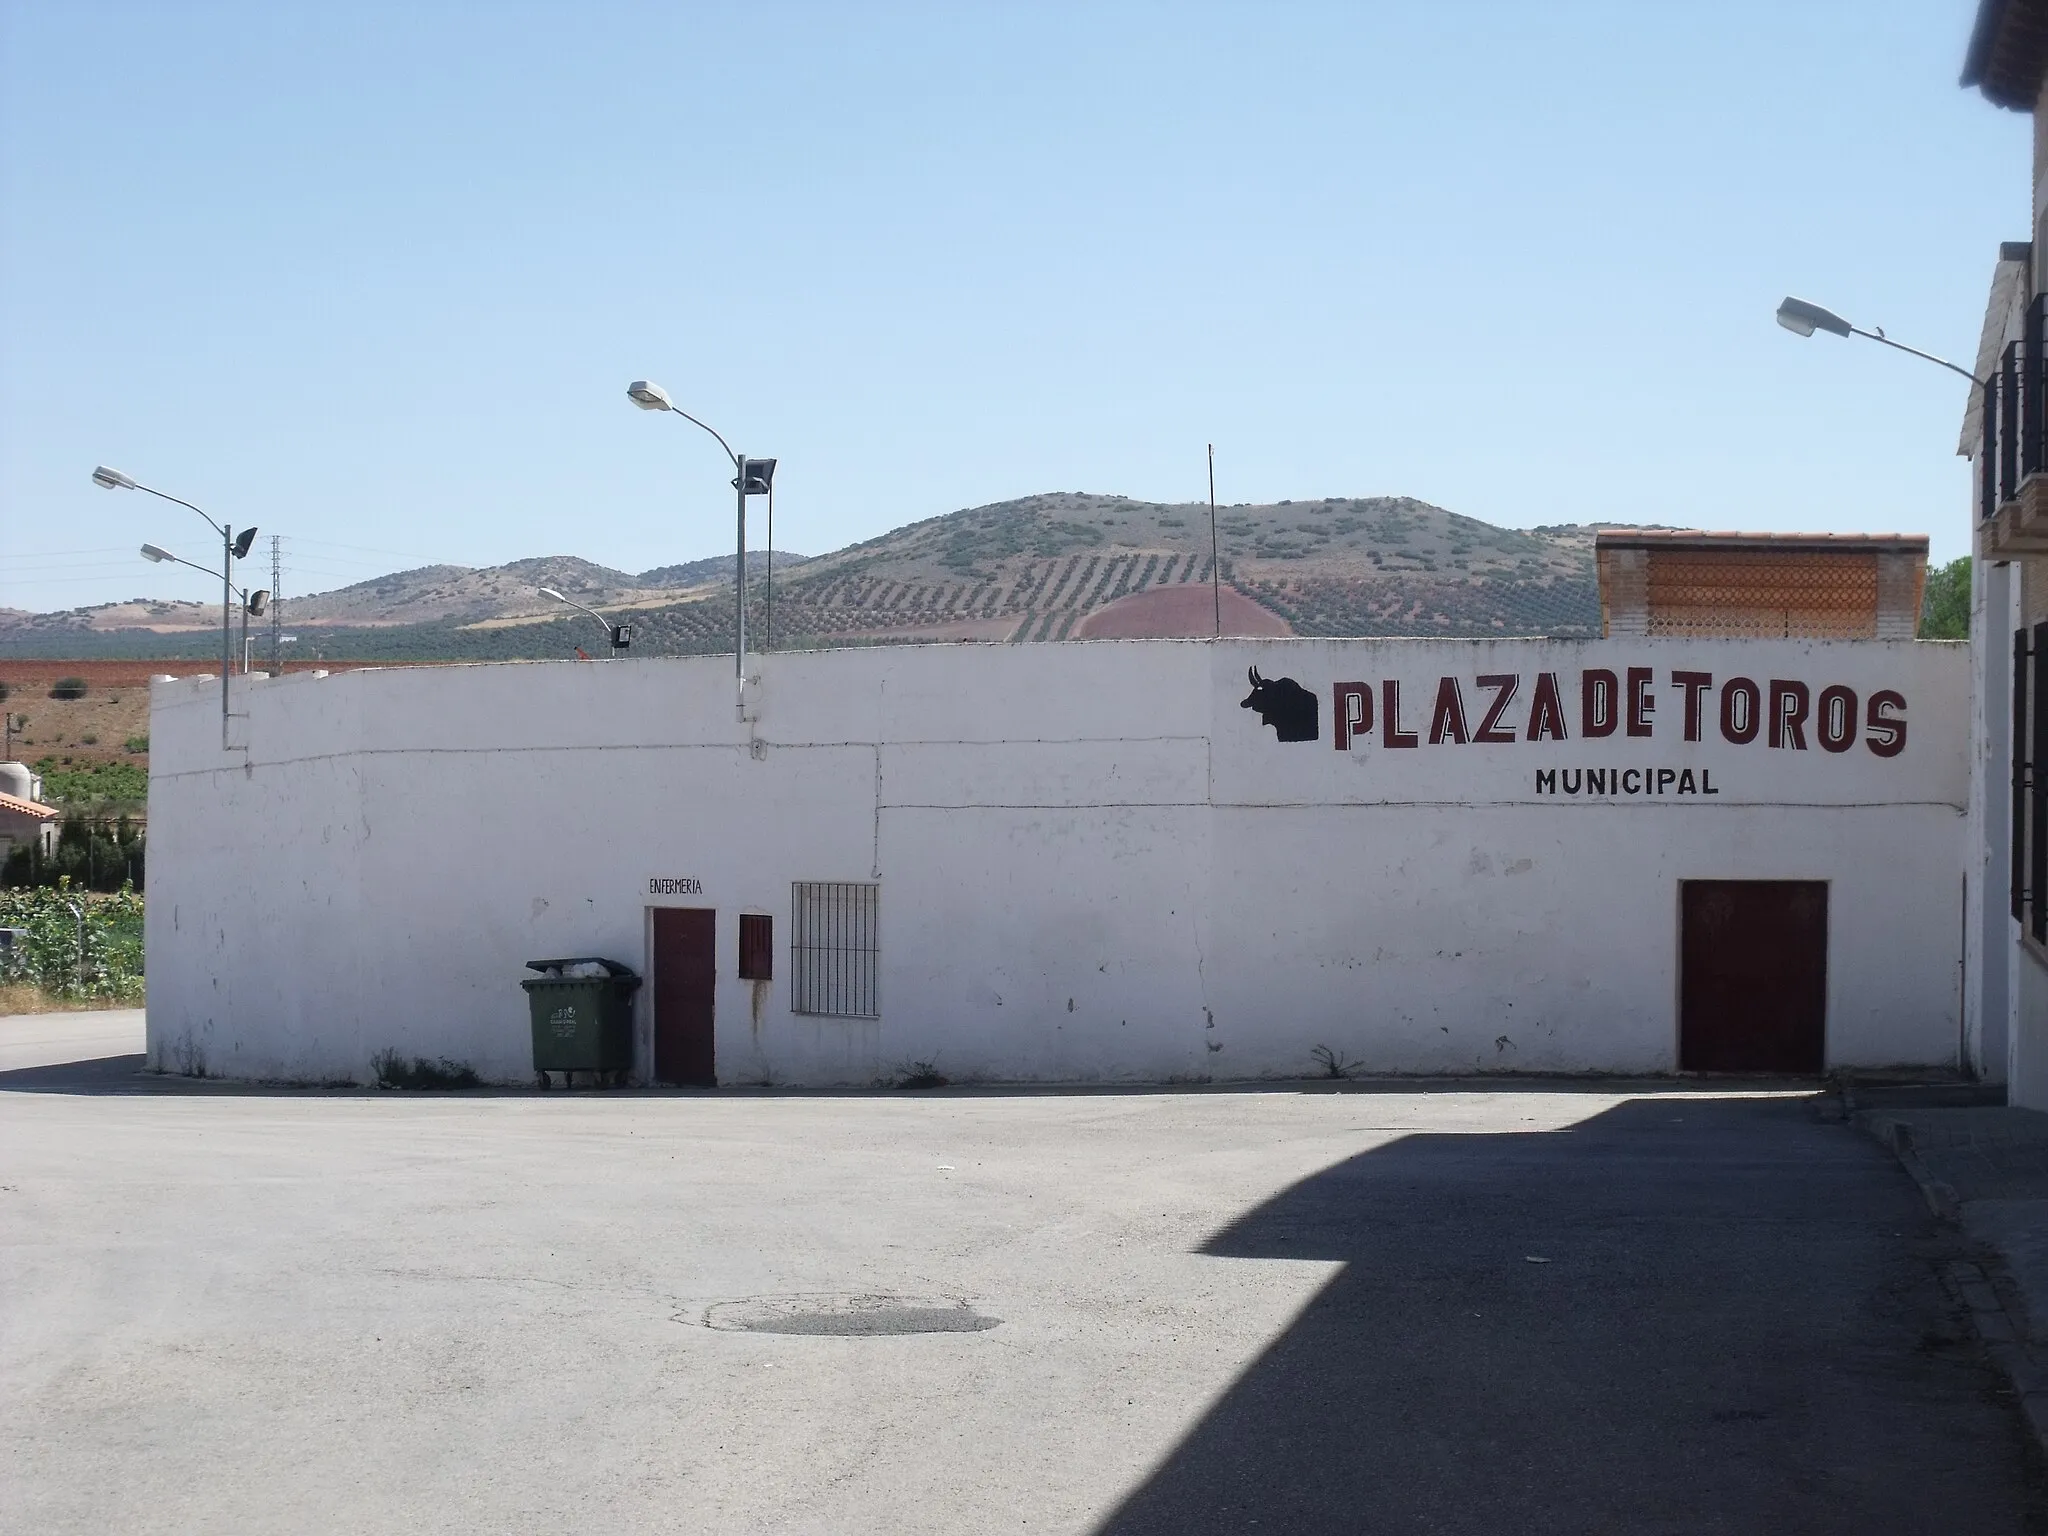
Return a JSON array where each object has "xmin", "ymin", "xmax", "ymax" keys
[{"xmin": 699, "ymin": 1293, "xmax": 1001, "ymax": 1336}]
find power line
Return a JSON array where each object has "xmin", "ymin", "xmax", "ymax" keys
[
  {"xmin": 270, "ymin": 534, "xmax": 283, "ymax": 675},
  {"xmin": 286, "ymin": 536, "xmax": 446, "ymax": 560}
]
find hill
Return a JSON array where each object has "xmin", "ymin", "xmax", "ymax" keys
[
  {"xmin": 2, "ymin": 552, "xmax": 814, "ymax": 638},
  {"xmin": 750, "ymin": 492, "xmax": 1600, "ymax": 646},
  {"xmin": 0, "ymin": 494, "xmax": 1609, "ymax": 660}
]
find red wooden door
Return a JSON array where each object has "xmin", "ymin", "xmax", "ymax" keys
[
  {"xmin": 651, "ymin": 907, "xmax": 716, "ymax": 1086},
  {"xmin": 1680, "ymin": 881, "xmax": 1827, "ymax": 1074}
]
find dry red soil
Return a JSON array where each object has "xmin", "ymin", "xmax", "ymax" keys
[
  {"xmin": 0, "ymin": 659, "xmax": 386, "ymax": 764},
  {"xmin": 1073, "ymin": 584, "xmax": 1292, "ymax": 640}
]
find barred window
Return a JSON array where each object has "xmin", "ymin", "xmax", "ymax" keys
[
  {"xmin": 791, "ymin": 881, "xmax": 879, "ymax": 1018},
  {"xmin": 2016, "ymin": 623, "xmax": 2047, "ymax": 944}
]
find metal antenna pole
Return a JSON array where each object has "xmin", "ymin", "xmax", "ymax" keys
[
  {"xmin": 270, "ymin": 534, "xmax": 283, "ymax": 675},
  {"xmin": 1208, "ymin": 443, "xmax": 1220, "ymax": 638},
  {"xmin": 735, "ymin": 456, "xmax": 748, "ymax": 718},
  {"xmin": 221, "ymin": 524, "xmax": 233, "ymax": 748}
]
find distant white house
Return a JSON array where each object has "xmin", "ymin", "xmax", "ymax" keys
[
  {"xmin": 144, "ymin": 635, "xmax": 1968, "ymax": 1086},
  {"xmin": 0, "ymin": 761, "xmax": 59, "ymax": 866}
]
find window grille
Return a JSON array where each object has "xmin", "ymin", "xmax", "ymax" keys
[
  {"xmin": 2016, "ymin": 623, "xmax": 2048, "ymax": 944},
  {"xmin": 1981, "ymin": 299, "xmax": 2048, "ymax": 520},
  {"xmin": 738, "ymin": 913, "xmax": 773, "ymax": 982},
  {"xmin": 2003, "ymin": 339, "xmax": 2022, "ymax": 505},
  {"xmin": 791, "ymin": 881, "xmax": 879, "ymax": 1018}
]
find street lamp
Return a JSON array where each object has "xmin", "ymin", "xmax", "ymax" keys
[
  {"xmin": 94, "ymin": 467, "xmax": 254, "ymax": 748},
  {"xmin": 627, "ymin": 381, "xmax": 774, "ymax": 718},
  {"xmin": 141, "ymin": 544, "xmax": 271, "ymax": 674},
  {"xmin": 1775, "ymin": 296, "xmax": 1985, "ymax": 387},
  {"xmin": 537, "ymin": 587, "xmax": 632, "ymax": 658}
]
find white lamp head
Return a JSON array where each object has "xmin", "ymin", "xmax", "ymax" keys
[
  {"xmin": 537, "ymin": 587, "xmax": 566, "ymax": 602},
  {"xmin": 93, "ymin": 465, "xmax": 138, "ymax": 490},
  {"xmin": 1775, "ymin": 297, "xmax": 1853, "ymax": 339},
  {"xmin": 140, "ymin": 543, "xmax": 172, "ymax": 563},
  {"xmin": 626, "ymin": 380, "xmax": 673, "ymax": 412}
]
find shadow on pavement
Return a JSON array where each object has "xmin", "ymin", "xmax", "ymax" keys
[
  {"xmin": 0, "ymin": 1053, "xmax": 155, "ymax": 1093},
  {"xmin": 1096, "ymin": 1094, "xmax": 2040, "ymax": 1536}
]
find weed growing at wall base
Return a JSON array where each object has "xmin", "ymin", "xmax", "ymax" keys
[
  {"xmin": 1309, "ymin": 1044, "xmax": 1358, "ymax": 1079},
  {"xmin": 371, "ymin": 1049, "xmax": 482, "ymax": 1090},
  {"xmin": 891, "ymin": 1059, "xmax": 949, "ymax": 1089}
]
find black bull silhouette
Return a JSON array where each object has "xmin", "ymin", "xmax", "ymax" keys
[{"xmin": 1241, "ymin": 667, "xmax": 1319, "ymax": 742}]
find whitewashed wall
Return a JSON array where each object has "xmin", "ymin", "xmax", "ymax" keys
[{"xmin": 144, "ymin": 638, "xmax": 1969, "ymax": 1085}]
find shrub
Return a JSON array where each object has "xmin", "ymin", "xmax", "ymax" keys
[
  {"xmin": 124, "ymin": 736, "xmax": 149, "ymax": 754},
  {"xmin": 48, "ymin": 678, "xmax": 87, "ymax": 700},
  {"xmin": 31, "ymin": 757, "xmax": 147, "ymax": 811},
  {"xmin": 1, "ymin": 814, "xmax": 145, "ymax": 892},
  {"xmin": 372, "ymin": 1049, "xmax": 482, "ymax": 1090}
]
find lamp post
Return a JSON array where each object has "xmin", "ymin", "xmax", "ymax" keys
[
  {"xmin": 94, "ymin": 467, "xmax": 255, "ymax": 748},
  {"xmin": 537, "ymin": 586, "xmax": 632, "ymax": 657},
  {"xmin": 140, "ymin": 545, "xmax": 270, "ymax": 674},
  {"xmin": 626, "ymin": 381, "xmax": 774, "ymax": 718},
  {"xmin": 1774, "ymin": 297, "xmax": 1986, "ymax": 388}
]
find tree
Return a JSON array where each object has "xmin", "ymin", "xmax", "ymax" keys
[
  {"xmin": 1920, "ymin": 556, "xmax": 1970, "ymax": 640},
  {"xmin": 1, "ymin": 815, "xmax": 144, "ymax": 892}
]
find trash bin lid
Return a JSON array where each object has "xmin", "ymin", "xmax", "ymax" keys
[{"xmin": 524, "ymin": 957, "xmax": 639, "ymax": 978}]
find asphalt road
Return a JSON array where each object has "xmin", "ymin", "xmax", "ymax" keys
[
  {"xmin": 0, "ymin": 1013, "xmax": 2037, "ymax": 1534},
  {"xmin": 0, "ymin": 1006, "xmax": 144, "ymax": 1073}
]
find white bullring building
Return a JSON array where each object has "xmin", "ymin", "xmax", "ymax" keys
[{"xmin": 144, "ymin": 632, "xmax": 1976, "ymax": 1086}]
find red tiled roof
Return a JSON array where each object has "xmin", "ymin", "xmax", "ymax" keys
[{"xmin": 0, "ymin": 792, "xmax": 60, "ymax": 820}]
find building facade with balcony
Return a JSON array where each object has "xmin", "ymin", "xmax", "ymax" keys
[{"xmin": 1962, "ymin": 0, "xmax": 2048, "ymax": 1107}]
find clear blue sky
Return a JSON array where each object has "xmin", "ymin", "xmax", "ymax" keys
[{"xmin": 0, "ymin": 1, "xmax": 2024, "ymax": 612}]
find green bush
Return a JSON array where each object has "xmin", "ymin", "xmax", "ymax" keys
[
  {"xmin": 48, "ymin": 677, "xmax": 87, "ymax": 700},
  {"xmin": 0, "ymin": 882, "xmax": 144, "ymax": 1001},
  {"xmin": 124, "ymin": 736, "xmax": 149, "ymax": 755}
]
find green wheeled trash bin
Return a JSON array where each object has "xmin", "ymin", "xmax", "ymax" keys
[{"xmin": 522, "ymin": 958, "xmax": 641, "ymax": 1089}]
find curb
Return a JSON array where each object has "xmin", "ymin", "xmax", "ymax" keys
[
  {"xmin": 1941, "ymin": 1259, "xmax": 2048, "ymax": 1456},
  {"xmin": 1852, "ymin": 1102, "xmax": 2048, "ymax": 1459},
  {"xmin": 1854, "ymin": 1110, "xmax": 1962, "ymax": 1222}
]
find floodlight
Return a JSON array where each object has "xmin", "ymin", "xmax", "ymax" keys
[
  {"xmin": 92, "ymin": 465, "xmax": 137, "ymax": 490},
  {"xmin": 246, "ymin": 589, "xmax": 270, "ymax": 616},
  {"xmin": 537, "ymin": 586, "xmax": 566, "ymax": 602},
  {"xmin": 231, "ymin": 527, "xmax": 258, "ymax": 559},
  {"xmin": 627, "ymin": 380, "xmax": 673, "ymax": 411},
  {"xmin": 1775, "ymin": 297, "xmax": 1853, "ymax": 339},
  {"xmin": 737, "ymin": 456, "xmax": 776, "ymax": 495},
  {"xmin": 140, "ymin": 543, "xmax": 172, "ymax": 563}
]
